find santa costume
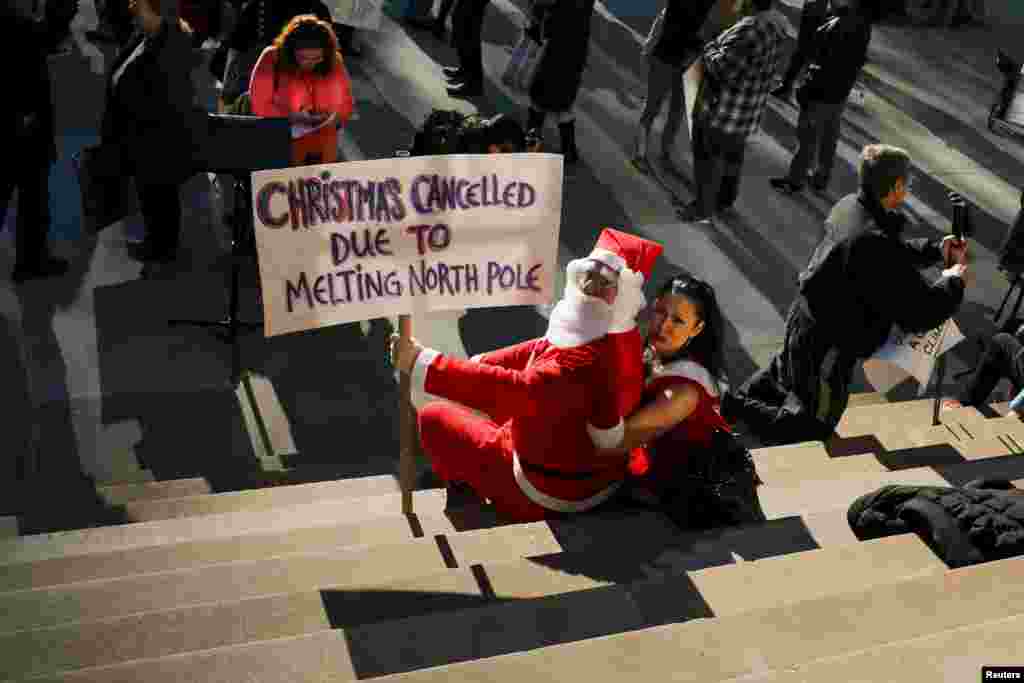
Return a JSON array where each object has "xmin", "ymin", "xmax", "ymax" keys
[
  {"xmin": 627, "ymin": 356, "xmax": 731, "ymax": 495},
  {"xmin": 414, "ymin": 229, "xmax": 663, "ymax": 522}
]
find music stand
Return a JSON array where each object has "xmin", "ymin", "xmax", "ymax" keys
[{"xmin": 168, "ymin": 113, "xmax": 292, "ymax": 384}]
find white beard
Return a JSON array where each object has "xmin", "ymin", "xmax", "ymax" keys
[{"xmin": 544, "ymin": 259, "xmax": 614, "ymax": 348}]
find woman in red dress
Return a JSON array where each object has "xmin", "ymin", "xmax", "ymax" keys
[{"xmin": 602, "ymin": 273, "xmax": 731, "ymax": 502}]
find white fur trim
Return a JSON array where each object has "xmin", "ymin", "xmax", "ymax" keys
[
  {"xmin": 512, "ymin": 452, "xmax": 622, "ymax": 513},
  {"xmin": 469, "ymin": 353, "xmax": 485, "ymax": 363},
  {"xmin": 647, "ymin": 359, "xmax": 721, "ymax": 398},
  {"xmin": 609, "ymin": 266, "xmax": 646, "ymax": 334},
  {"xmin": 586, "ymin": 417, "xmax": 625, "ymax": 450},
  {"xmin": 589, "ymin": 248, "xmax": 627, "ymax": 273},
  {"xmin": 412, "ymin": 348, "xmax": 441, "ymax": 395},
  {"xmin": 545, "ymin": 259, "xmax": 613, "ymax": 348}
]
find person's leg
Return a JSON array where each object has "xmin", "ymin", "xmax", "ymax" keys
[
  {"xmin": 660, "ymin": 62, "xmax": 687, "ymax": 163},
  {"xmin": 688, "ymin": 117, "xmax": 720, "ymax": 219},
  {"xmin": 635, "ymin": 56, "xmax": 672, "ymax": 161},
  {"xmin": 11, "ymin": 164, "xmax": 67, "ymax": 281},
  {"xmin": 782, "ymin": 101, "xmax": 820, "ymax": 187},
  {"xmin": 461, "ymin": 0, "xmax": 489, "ymax": 85},
  {"xmin": 716, "ymin": 131, "xmax": 746, "ymax": 211},
  {"xmin": 960, "ymin": 332, "xmax": 1024, "ymax": 406},
  {"xmin": 419, "ymin": 402, "xmax": 548, "ymax": 522},
  {"xmin": 437, "ymin": 0, "xmax": 458, "ymax": 24},
  {"xmin": 134, "ymin": 178, "xmax": 183, "ymax": 260},
  {"xmin": 526, "ymin": 106, "xmax": 546, "ymax": 137},
  {"xmin": 811, "ymin": 101, "xmax": 844, "ymax": 189},
  {"xmin": 557, "ymin": 111, "xmax": 578, "ymax": 164}
]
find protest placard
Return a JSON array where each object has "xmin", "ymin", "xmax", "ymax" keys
[
  {"xmin": 324, "ymin": 0, "xmax": 383, "ymax": 30},
  {"xmin": 862, "ymin": 319, "xmax": 965, "ymax": 393},
  {"xmin": 249, "ymin": 153, "xmax": 564, "ymax": 337}
]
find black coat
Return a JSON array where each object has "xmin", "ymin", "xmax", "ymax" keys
[
  {"xmin": 797, "ymin": 192, "xmax": 964, "ymax": 359},
  {"xmin": 529, "ymin": 0, "xmax": 595, "ymax": 114},
  {"xmin": 650, "ymin": 0, "xmax": 717, "ymax": 67},
  {"xmin": 799, "ymin": 6, "xmax": 872, "ymax": 105},
  {"xmin": 100, "ymin": 19, "xmax": 211, "ymax": 185},
  {"xmin": 849, "ymin": 480, "xmax": 1024, "ymax": 568},
  {"xmin": 3, "ymin": 8, "xmax": 72, "ymax": 166}
]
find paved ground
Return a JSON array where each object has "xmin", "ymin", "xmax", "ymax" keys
[{"xmin": 2, "ymin": 0, "xmax": 1023, "ymax": 525}]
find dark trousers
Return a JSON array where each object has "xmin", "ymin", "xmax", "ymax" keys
[
  {"xmin": 451, "ymin": 0, "xmax": 489, "ymax": 83},
  {"xmin": 733, "ymin": 299, "xmax": 856, "ymax": 445},
  {"xmin": 136, "ymin": 179, "xmax": 183, "ymax": 253},
  {"xmin": 960, "ymin": 332, "xmax": 1024, "ymax": 406},
  {"xmin": 691, "ymin": 116, "xmax": 746, "ymax": 215},
  {"xmin": 786, "ymin": 99, "xmax": 844, "ymax": 187},
  {"xmin": 0, "ymin": 163, "xmax": 53, "ymax": 267},
  {"xmin": 638, "ymin": 54, "xmax": 695, "ymax": 153}
]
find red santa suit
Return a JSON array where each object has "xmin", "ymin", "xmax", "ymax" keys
[
  {"xmin": 627, "ymin": 357, "xmax": 731, "ymax": 495},
  {"xmin": 415, "ymin": 233, "xmax": 662, "ymax": 522}
]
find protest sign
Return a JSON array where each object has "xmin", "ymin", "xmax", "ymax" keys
[
  {"xmin": 249, "ymin": 153, "xmax": 564, "ymax": 337},
  {"xmin": 863, "ymin": 319, "xmax": 965, "ymax": 393},
  {"xmin": 324, "ymin": 0, "xmax": 383, "ymax": 30}
]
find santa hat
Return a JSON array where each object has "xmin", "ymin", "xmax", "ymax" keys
[{"xmin": 586, "ymin": 228, "xmax": 663, "ymax": 285}]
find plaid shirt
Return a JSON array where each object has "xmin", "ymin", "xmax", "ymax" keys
[{"xmin": 700, "ymin": 12, "xmax": 786, "ymax": 139}]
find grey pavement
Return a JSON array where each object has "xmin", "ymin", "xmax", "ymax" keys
[{"xmin": 2, "ymin": 0, "xmax": 1023, "ymax": 529}]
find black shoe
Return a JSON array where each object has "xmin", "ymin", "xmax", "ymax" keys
[
  {"xmin": 127, "ymin": 241, "xmax": 177, "ymax": 264},
  {"xmin": 446, "ymin": 81, "xmax": 483, "ymax": 98},
  {"xmin": 442, "ymin": 65, "xmax": 464, "ymax": 77},
  {"xmin": 11, "ymin": 256, "xmax": 69, "ymax": 284},
  {"xmin": 677, "ymin": 201, "xmax": 712, "ymax": 223},
  {"xmin": 770, "ymin": 178, "xmax": 804, "ymax": 194}
]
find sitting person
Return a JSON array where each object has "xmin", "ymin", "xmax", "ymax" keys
[
  {"xmin": 249, "ymin": 14, "xmax": 353, "ymax": 166},
  {"xmin": 941, "ymin": 325, "xmax": 1024, "ymax": 417},
  {"xmin": 598, "ymin": 274, "xmax": 732, "ymax": 502},
  {"xmin": 729, "ymin": 144, "xmax": 969, "ymax": 445},
  {"xmin": 390, "ymin": 232, "xmax": 661, "ymax": 522}
]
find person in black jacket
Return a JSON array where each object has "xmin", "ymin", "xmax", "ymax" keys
[
  {"xmin": 632, "ymin": 0, "xmax": 718, "ymax": 176},
  {"xmin": 2, "ymin": 0, "xmax": 78, "ymax": 282},
  {"xmin": 727, "ymin": 144, "xmax": 969, "ymax": 445},
  {"xmin": 770, "ymin": 0, "xmax": 828, "ymax": 99},
  {"xmin": 769, "ymin": 0, "xmax": 871, "ymax": 194},
  {"xmin": 101, "ymin": 0, "xmax": 211, "ymax": 263}
]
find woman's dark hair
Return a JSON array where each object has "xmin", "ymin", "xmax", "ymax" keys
[
  {"xmin": 272, "ymin": 14, "xmax": 340, "ymax": 80},
  {"xmin": 652, "ymin": 273, "xmax": 726, "ymax": 382}
]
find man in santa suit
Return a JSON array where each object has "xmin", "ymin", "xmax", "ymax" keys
[{"xmin": 391, "ymin": 228, "xmax": 663, "ymax": 522}]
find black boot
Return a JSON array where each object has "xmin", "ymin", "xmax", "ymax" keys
[{"xmin": 558, "ymin": 119, "xmax": 579, "ymax": 164}]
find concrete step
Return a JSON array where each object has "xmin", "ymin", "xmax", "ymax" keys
[
  {"xmin": 837, "ymin": 399, "xmax": 987, "ymax": 437},
  {"xmin": 0, "ymin": 488, "xmax": 452, "ymax": 567},
  {"xmin": 845, "ymin": 391, "xmax": 888, "ymax": 408},
  {"xmin": 0, "ymin": 509, "xmax": 683, "ymax": 632},
  {"xmin": 0, "ymin": 516, "xmax": 18, "ymax": 538},
  {"xmin": 756, "ymin": 454, "xmax": 1024, "ymax": 518},
  {"xmin": 750, "ymin": 442, "xmax": 889, "ymax": 485},
  {"xmin": 10, "ymin": 536, "xmax": 942, "ymax": 681},
  {"xmin": 118, "ymin": 474, "xmax": 401, "ymax": 523},
  {"xmin": 730, "ymin": 613, "xmax": 1024, "ymax": 683},
  {"xmin": 96, "ymin": 477, "xmax": 212, "ymax": 506}
]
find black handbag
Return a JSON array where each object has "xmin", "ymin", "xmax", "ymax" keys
[
  {"xmin": 661, "ymin": 429, "xmax": 766, "ymax": 530},
  {"xmin": 72, "ymin": 144, "xmax": 139, "ymax": 234}
]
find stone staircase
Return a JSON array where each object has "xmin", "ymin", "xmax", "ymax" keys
[{"xmin": 2, "ymin": 393, "xmax": 1023, "ymax": 682}]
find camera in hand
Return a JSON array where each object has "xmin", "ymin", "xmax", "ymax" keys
[{"xmin": 948, "ymin": 191, "xmax": 973, "ymax": 241}]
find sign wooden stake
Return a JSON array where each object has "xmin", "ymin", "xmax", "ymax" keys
[{"xmin": 398, "ymin": 314, "xmax": 417, "ymax": 513}]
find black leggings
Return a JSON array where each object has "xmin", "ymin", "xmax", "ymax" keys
[{"xmin": 960, "ymin": 332, "xmax": 1024, "ymax": 406}]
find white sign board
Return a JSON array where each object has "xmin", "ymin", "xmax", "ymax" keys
[
  {"xmin": 325, "ymin": 0, "xmax": 383, "ymax": 30},
  {"xmin": 863, "ymin": 319, "xmax": 965, "ymax": 393},
  {"xmin": 250, "ymin": 154, "xmax": 564, "ymax": 337}
]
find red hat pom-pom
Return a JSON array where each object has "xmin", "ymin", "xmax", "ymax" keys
[{"xmin": 627, "ymin": 448, "xmax": 651, "ymax": 477}]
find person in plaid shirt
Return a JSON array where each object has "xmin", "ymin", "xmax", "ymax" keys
[{"xmin": 680, "ymin": 0, "xmax": 791, "ymax": 222}]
